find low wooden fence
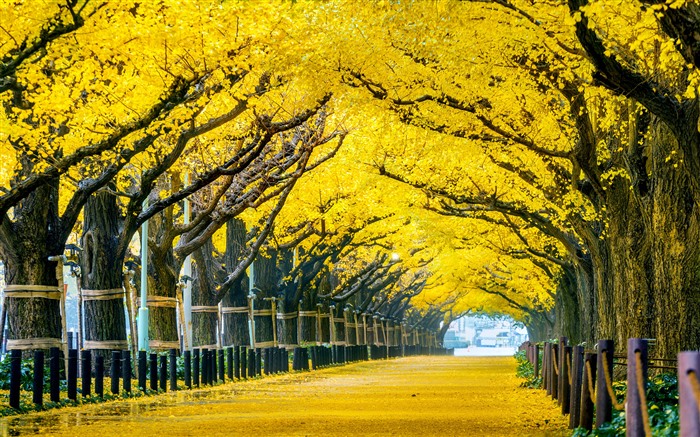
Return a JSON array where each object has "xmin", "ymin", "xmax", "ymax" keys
[
  {"xmin": 522, "ymin": 337, "xmax": 700, "ymax": 436},
  {"xmin": 5, "ymin": 344, "xmax": 452, "ymax": 411}
]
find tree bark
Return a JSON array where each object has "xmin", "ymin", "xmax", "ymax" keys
[{"xmin": 80, "ymin": 189, "xmax": 127, "ymax": 362}]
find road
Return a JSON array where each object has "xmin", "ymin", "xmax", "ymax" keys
[{"xmin": 1, "ymin": 356, "xmax": 568, "ymax": 436}]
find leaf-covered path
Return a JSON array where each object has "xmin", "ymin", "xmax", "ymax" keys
[{"xmin": 3, "ymin": 356, "xmax": 567, "ymax": 436}]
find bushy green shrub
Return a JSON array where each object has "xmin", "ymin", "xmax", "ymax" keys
[
  {"xmin": 514, "ymin": 349, "xmax": 542, "ymax": 389},
  {"xmin": 571, "ymin": 373, "xmax": 679, "ymax": 437}
]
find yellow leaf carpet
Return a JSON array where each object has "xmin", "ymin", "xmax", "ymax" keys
[{"xmin": 2, "ymin": 356, "xmax": 568, "ymax": 436}]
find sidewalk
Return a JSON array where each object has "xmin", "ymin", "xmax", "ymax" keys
[{"xmin": 2, "ymin": 356, "xmax": 568, "ymax": 436}]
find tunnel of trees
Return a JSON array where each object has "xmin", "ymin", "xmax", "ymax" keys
[{"xmin": 2, "ymin": 0, "xmax": 700, "ymax": 360}]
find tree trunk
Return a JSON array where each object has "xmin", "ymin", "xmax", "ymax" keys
[
  {"xmin": 251, "ymin": 250, "xmax": 278, "ymax": 347},
  {"xmin": 191, "ymin": 238, "xmax": 220, "ymax": 348},
  {"xmin": 221, "ymin": 218, "xmax": 249, "ymax": 347},
  {"xmin": 3, "ymin": 178, "xmax": 63, "ymax": 353},
  {"xmin": 146, "ymin": 212, "xmax": 179, "ymax": 351},
  {"xmin": 80, "ymin": 189, "xmax": 127, "ymax": 362}
]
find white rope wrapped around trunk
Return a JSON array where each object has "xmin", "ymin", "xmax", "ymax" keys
[
  {"xmin": 149, "ymin": 339, "xmax": 180, "ymax": 349},
  {"xmin": 253, "ymin": 309, "xmax": 273, "ymax": 316},
  {"xmin": 82, "ymin": 288, "xmax": 124, "ymax": 301},
  {"xmin": 221, "ymin": 306, "xmax": 249, "ymax": 314},
  {"xmin": 4, "ymin": 285, "xmax": 61, "ymax": 300},
  {"xmin": 6, "ymin": 337, "xmax": 63, "ymax": 350},
  {"xmin": 192, "ymin": 306, "xmax": 219, "ymax": 313},
  {"xmin": 276, "ymin": 312, "xmax": 297, "ymax": 320},
  {"xmin": 83, "ymin": 340, "xmax": 129, "ymax": 350},
  {"xmin": 146, "ymin": 296, "xmax": 178, "ymax": 308},
  {"xmin": 255, "ymin": 340, "xmax": 275, "ymax": 348},
  {"xmin": 195, "ymin": 344, "xmax": 219, "ymax": 350}
]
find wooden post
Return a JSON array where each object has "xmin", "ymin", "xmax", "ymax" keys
[
  {"xmin": 68, "ymin": 348, "xmax": 78, "ymax": 400},
  {"xmin": 184, "ymin": 350, "xmax": 191, "ymax": 388},
  {"xmin": 81, "ymin": 350, "xmax": 91, "ymax": 397},
  {"xmin": 596, "ymin": 340, "xmax": 614, "ymax": 427},
  {"xmin": 580, "ymin": 352, "xmax": 596, "ymax": 431},
  {"xmin": 569, "ymin": 345, "xmax": 584, "ymax": 429},
  {"xmin": 544, "ymin": 342, "xmax": 551, "ymax": 394},
  {"xmin": 33, "ymin": 351, "xmax": 44, "ymax": 407},
  {"xmin": 557, "ymin": 337, "xmax": 568, "ymax": 406},
  {"xmin": 533, "ymin": 344, "xmax": 539, "ymax": 381},
  {"xmin": 551, "ymin": 343, "xmax": 559, "ymax": 400},
  {"xmin": 122, "ymin": 350, "xmax": 131, "ymax": 393},
  {"xmin": 241, "ymin": 347, "xmax": 248, "ymax": 379},
  {"xmin": 627, "ymin": 338, "xmax": 648, "ymax": 437},
  {"xmin": 679, "ymin": 351, "xmax": 700, "ymax": 436},
  {"xmin": 561, "ymin": 345, "xmax": 572, "ymax": 414}
]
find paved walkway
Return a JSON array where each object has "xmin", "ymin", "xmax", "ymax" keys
[{"xmin": 2, "ymin": 356, "xmax": 568, "ymax": 436}]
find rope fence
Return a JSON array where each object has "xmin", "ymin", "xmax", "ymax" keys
[{"xmin": 524, "ymin": 337, "xmax": 688, "ymax": 436}]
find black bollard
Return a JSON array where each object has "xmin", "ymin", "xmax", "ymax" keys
[
  {"xmin": 122, "ymin": 350, "xmax": 131, "ymax": 393},
  {"xmin": 255, "ymin": 348, "xmax": 262, "ymax": 376},
  {"xmin": 234, "ymin": 347, "xmax": 240, "ymax": 379},
  {"xmin": 169, "ymin": 349, "xmax": 177, "ymax": 391},
  {"xmin": 110, "ymin": 350, "xmax": 120, "ymax": 395},
  {"xmin": 138, "ymin": 350, "xmax": 147, "ymax": 391},
  {"xmin": 33, "ymin": 351, "xmax": 44, "ymax": 407},
  {"xmin": 227, "ymin": 347, "xmax": 234, "ymax": 380},
  {"xmin": 81, "ymin": 350, "xmax": 92, "ymax": 397},
  {"xmin": 68, "ymin": 348, "xmax": 78, "ymax": 400},
  {"xmin": 193, "ymin": 349, "xmax": 200, "ymax": 387},
  {"xmin": 50, "ymin": 347, "xmax": 60, "ymax": 402},
  {"xmin": 184, "ymin": 350, "xmax": 192, "ymax": 389},
  {"xmin": 248, "ymin": 349, "xmax": 255, "ymax": 377},
  {"xmin": 202, "ymin": 349, "xmax": 211, "ymax": 385},
  {"xmin": 201, "ymin": 348, "xmax": 209, "ymax": 385},
  {"xmin": 219, "ymin": 349, "xmax": 225, "ymax": 382},
  {"xmin": 149, "ymin": 353, "xmax": 158, "ymax": 391},
  {"xmin": 264, "ymin": 348, "xmax": 271, "ymax": 375},
  {"xmin": 95, "ymin": 356, "xmax": 104, "ymax": 398},
  {"xmin": 240, "ymin": 347, "xmax": 247, "ymax": 379},
  {"xmin": 292, "ymin": 347, "xmax": 299, "ymax": 371},
  {"xmin": 285, "ymin": 349, "xmax": 290, "ymax": 372},
  {"xmin": 9, "ymin": 351, "xmax": 20, "ymax": 409},
  {"xmin": 211, "ymin": 349, "xmax": 217, "ymax": 383},
  {"xmin": 159, "ymin": 355, "xmax": 167, "ymax": 392}
]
